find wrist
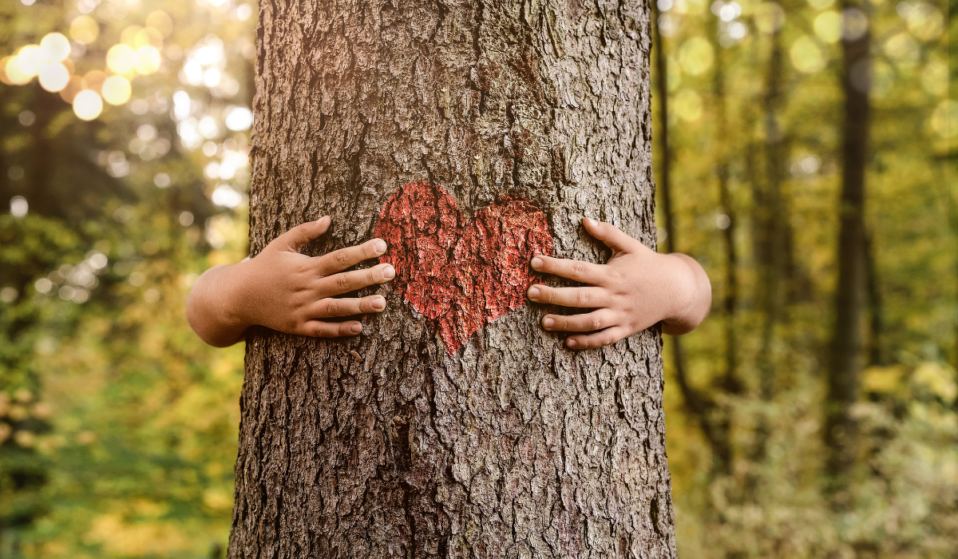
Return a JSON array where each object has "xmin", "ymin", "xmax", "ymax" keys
[
  {"xmin": 218, "ymin": 261, "xmax": 252, "ymax": 333},
  {"xmin": 660, "ymin": 253, "xmax": 710, "ymax": 335}
]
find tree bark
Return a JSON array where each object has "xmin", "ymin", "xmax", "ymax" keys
[
  {"xmin": 824, "ymin": 0, "xmax": 870, "ymax": 486},
  {"xmin": 230, "ymin": 0, "xmax": 676, "ymax": 557}
]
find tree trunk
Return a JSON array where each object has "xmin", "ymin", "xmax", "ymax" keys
[
  {"xmin": 230, "ymin": 0, "xmax": 676, "ymax": 557},
  {"xmin": 824, "ymin": 0, "xmax": 870, "ymax": 487}
]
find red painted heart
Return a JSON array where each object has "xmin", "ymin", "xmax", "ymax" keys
[{"xmin": 375, "ymin": 182, "xmax": 554, "ymax": 353}]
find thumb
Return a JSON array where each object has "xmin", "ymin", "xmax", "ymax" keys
[
  {"xmin": 583, "ymin": 218, "xmax": 638, "ymax": 254},
  {"xmin": 273, "ymin": 216, "xmax": 331, "ymax": 252}
]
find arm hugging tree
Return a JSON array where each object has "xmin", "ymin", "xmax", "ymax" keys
[{"xmin": 230, "ymin": 0, "xmax": 677, "ymax": 556}]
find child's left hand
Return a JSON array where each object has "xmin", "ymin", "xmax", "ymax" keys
[{"xmin": 526, "ymin": 218, "xmax": 711, "ymax": 349}]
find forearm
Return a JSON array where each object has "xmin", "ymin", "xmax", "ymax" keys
[
  {"xmin": 660, "ymin": 253, "xmax": 712, "ymax": 336},
  {"xmin": 186, "ymin": 264, "xmax": 249, "ymax": 347}
]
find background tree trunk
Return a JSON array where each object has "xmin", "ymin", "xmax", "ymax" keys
[
  {"xmin": 824, "ymin": 0, "xmax": 870, "ymax": 490},
  {"xmin": 229, "ymin": 0, "xmax": 675, "ymax": 557}
]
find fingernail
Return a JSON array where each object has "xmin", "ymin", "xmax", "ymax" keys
[
  {"xmin": 543, "ymin": 317, "xmax": 555, "ymax": 329},
  {"xmin": 528, "ymin": 286, "xmax": 540, "ymax": 300},
  {"xmin": 372, "ymin": 297, "xmax": 385, "ymax": 310},
  {"xmin": 350, "ymin": 323, "xmax": 362, "ymax": 333},
  {"xmin": 531, "ymin": 257, "xmax": 543, "ymax": 269},
  {"xmin": 567, "ymin": 338, "xmax": 577, "ymax": 348},
  {"xmin": 585, "ymin": 217, "xmax": 597, "ymax": 227},
  {"xmin": 318, "ymin": 215, "xmax": 330, "ymax": 224},
  {"xmin": 383, "ymin": 265, "xmax": 395, "ymax": 279},
  {"xmin": 374, "ymin": 239, "xmax": 387, "ymax": 254}
]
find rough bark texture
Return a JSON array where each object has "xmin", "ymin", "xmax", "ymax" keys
[{"xmin": 230, "ymin": 0, "xmax": 675, "ymax": 556}]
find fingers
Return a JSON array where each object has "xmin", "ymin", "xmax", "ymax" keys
[
  {"xmin": 530, "ymin": 255, "xmax": 603, "ymax": 284},
  {"xmin": 299, "ymin": 320, "xmax": 364, "ymax": 338},
  {"xmin": 274, "ymin": 216, "xmax": 331, "ymax": 252},
  {"xmin": 582, "ymin": 218, "xmax": 639, "ymax": 254},
  {"xmin": 318, "ymin": 263, "xmax": 396, "ymax": 297},
  {"xmin": 565, "ymin": 326, "xmax": 629, "ymax": 350},
  {"xmin": 316, "ymin": 238, "xmax": 388, "ymax": 276},
  {"xmin": 541, "ymin": 310, "xmax": 615, "ymax": 332},
  {"xmin": 527, "ymin": 284, "xmax": 607, "ymax": 308},
  {"xmin": 308, "ymin": 295, "xmax": 387, "ymax": 318}
]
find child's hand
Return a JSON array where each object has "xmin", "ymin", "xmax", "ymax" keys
[
  {"xmin": 186, "ymin": 216, "xmax": 395, "ymax": 347},
  {"xmin": 527, "ymin": 218, "xmax": 711, "ymax": 349}
]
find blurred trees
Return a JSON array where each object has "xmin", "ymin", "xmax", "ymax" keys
[
  {"xmin": 1, "ymin": 0, "xmax": 254, "ymax": 556},
  {"xmin": 0, "ymin": 0, "xmax": 954, "ymax": 557}
]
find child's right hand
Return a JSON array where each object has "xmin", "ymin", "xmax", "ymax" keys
[{"xmin": 186, "ymin": 216, "xmax": 395, "ymax": 347}]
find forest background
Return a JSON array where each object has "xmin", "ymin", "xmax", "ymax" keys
[{"xmin": 0, "ymin": 0, "xmax": 954, "ymax": 556}]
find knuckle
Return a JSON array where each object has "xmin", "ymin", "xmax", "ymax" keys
[
  {"xmin": 590, "ymin": 316, "xmax": 602, "ymax": 331},
  {"xmin": 336, "ymin": 274, "xmax": 350, "ymax": 290},
  {"xmin": 335, "ymin": 251, "xmax": 349, "ymax": 267},
  {"xmin": 575, "ymin": 290, "xmax": 590, "ymax": 306},
  {"xmin": 571, "ymin": 262, "xmax": 586, "ymax": 278}
]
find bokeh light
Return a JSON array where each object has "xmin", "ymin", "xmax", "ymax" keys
[
  {"xmin": 16, "ymin": 45, "xmax": 44, "ymax": 77},
  {"xmin": 674, "ymin": 90, "xmax": 703, "ymax": 122},
  {"xmin": 814, "ymin": 11, "xmax": 841, "ymax": 43},
  {"xmin": 83, "ymin": 69, "xmax": 106, "ymax": 92},
  {"xmin": 72, "ymin": 90, "xmax": 103, "ymax": 120},
  {"xmin": 790, "ymin": 35, "xmax": 827, "ymax": 73},
  {"xmin": 101, "ymin": 75, "xmax": 132, "ymax": 105},
  {"xmin": 4, "ymin": 54, "xmax": 33, "ymax": 84},
  {"xmin": 40, "ymin": 33, "xmax": 71, "ymax": 63},
  {"xmin": 678, "ymin": 37, "xmax": 713, "ymax": 76},
  {"xmin": 59, "ymin": 75, "xmax": 86, "ymax": 103},
  {"xmin": 906, "ymin": 4, "xmax": 943, "ymax": 42},
  {"xmin": 0, "ymin": 57, "xmax": 15, "ymax": 85},
  {"xmin": 38, "ymin": 62, "xmax": 70, "ymax": 92},
  {"xmin": 145, "ymin": 10, "xmax": 174, "ymax": 38},
  {"xmin": 929, "ymin": 100, "xmax": 956, "ymax": 138},
  {"xmin": 754, "ymin": 2, "xmax": 785, "ymax": 34},
  {"xmin": 70, "ymin": 15, "xmax": 99, "ymax": 45},
  {"xmin": 134, "ymin": 46, "xmax": 161, "ymax": 74},
  {"xmin": 106, "ymin": 44, "xmax": 135, "ymax": 74}
]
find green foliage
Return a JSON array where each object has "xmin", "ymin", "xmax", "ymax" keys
[{"xmin": 655, "ymin": 0, "xmax": 957, "ymax": 555}]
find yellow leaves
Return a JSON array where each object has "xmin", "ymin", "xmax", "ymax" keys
[
  {"xmin": 862, "ymin": 365, "xmax": 906, "ymax": 394},
  {"xmin": 85, "ymin": 514, "xmax": 192, "ymax": 557},
  {"xmin": 913, "ymin": 363, "xmax": 957, "ymax": 402},
  {"xmin": 203, "ymin": 489, "xmax": 233, "ymax": 511},
  {"xmin": 863, "ymin": 362, "xmax": 957, "ymax": 404}
]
